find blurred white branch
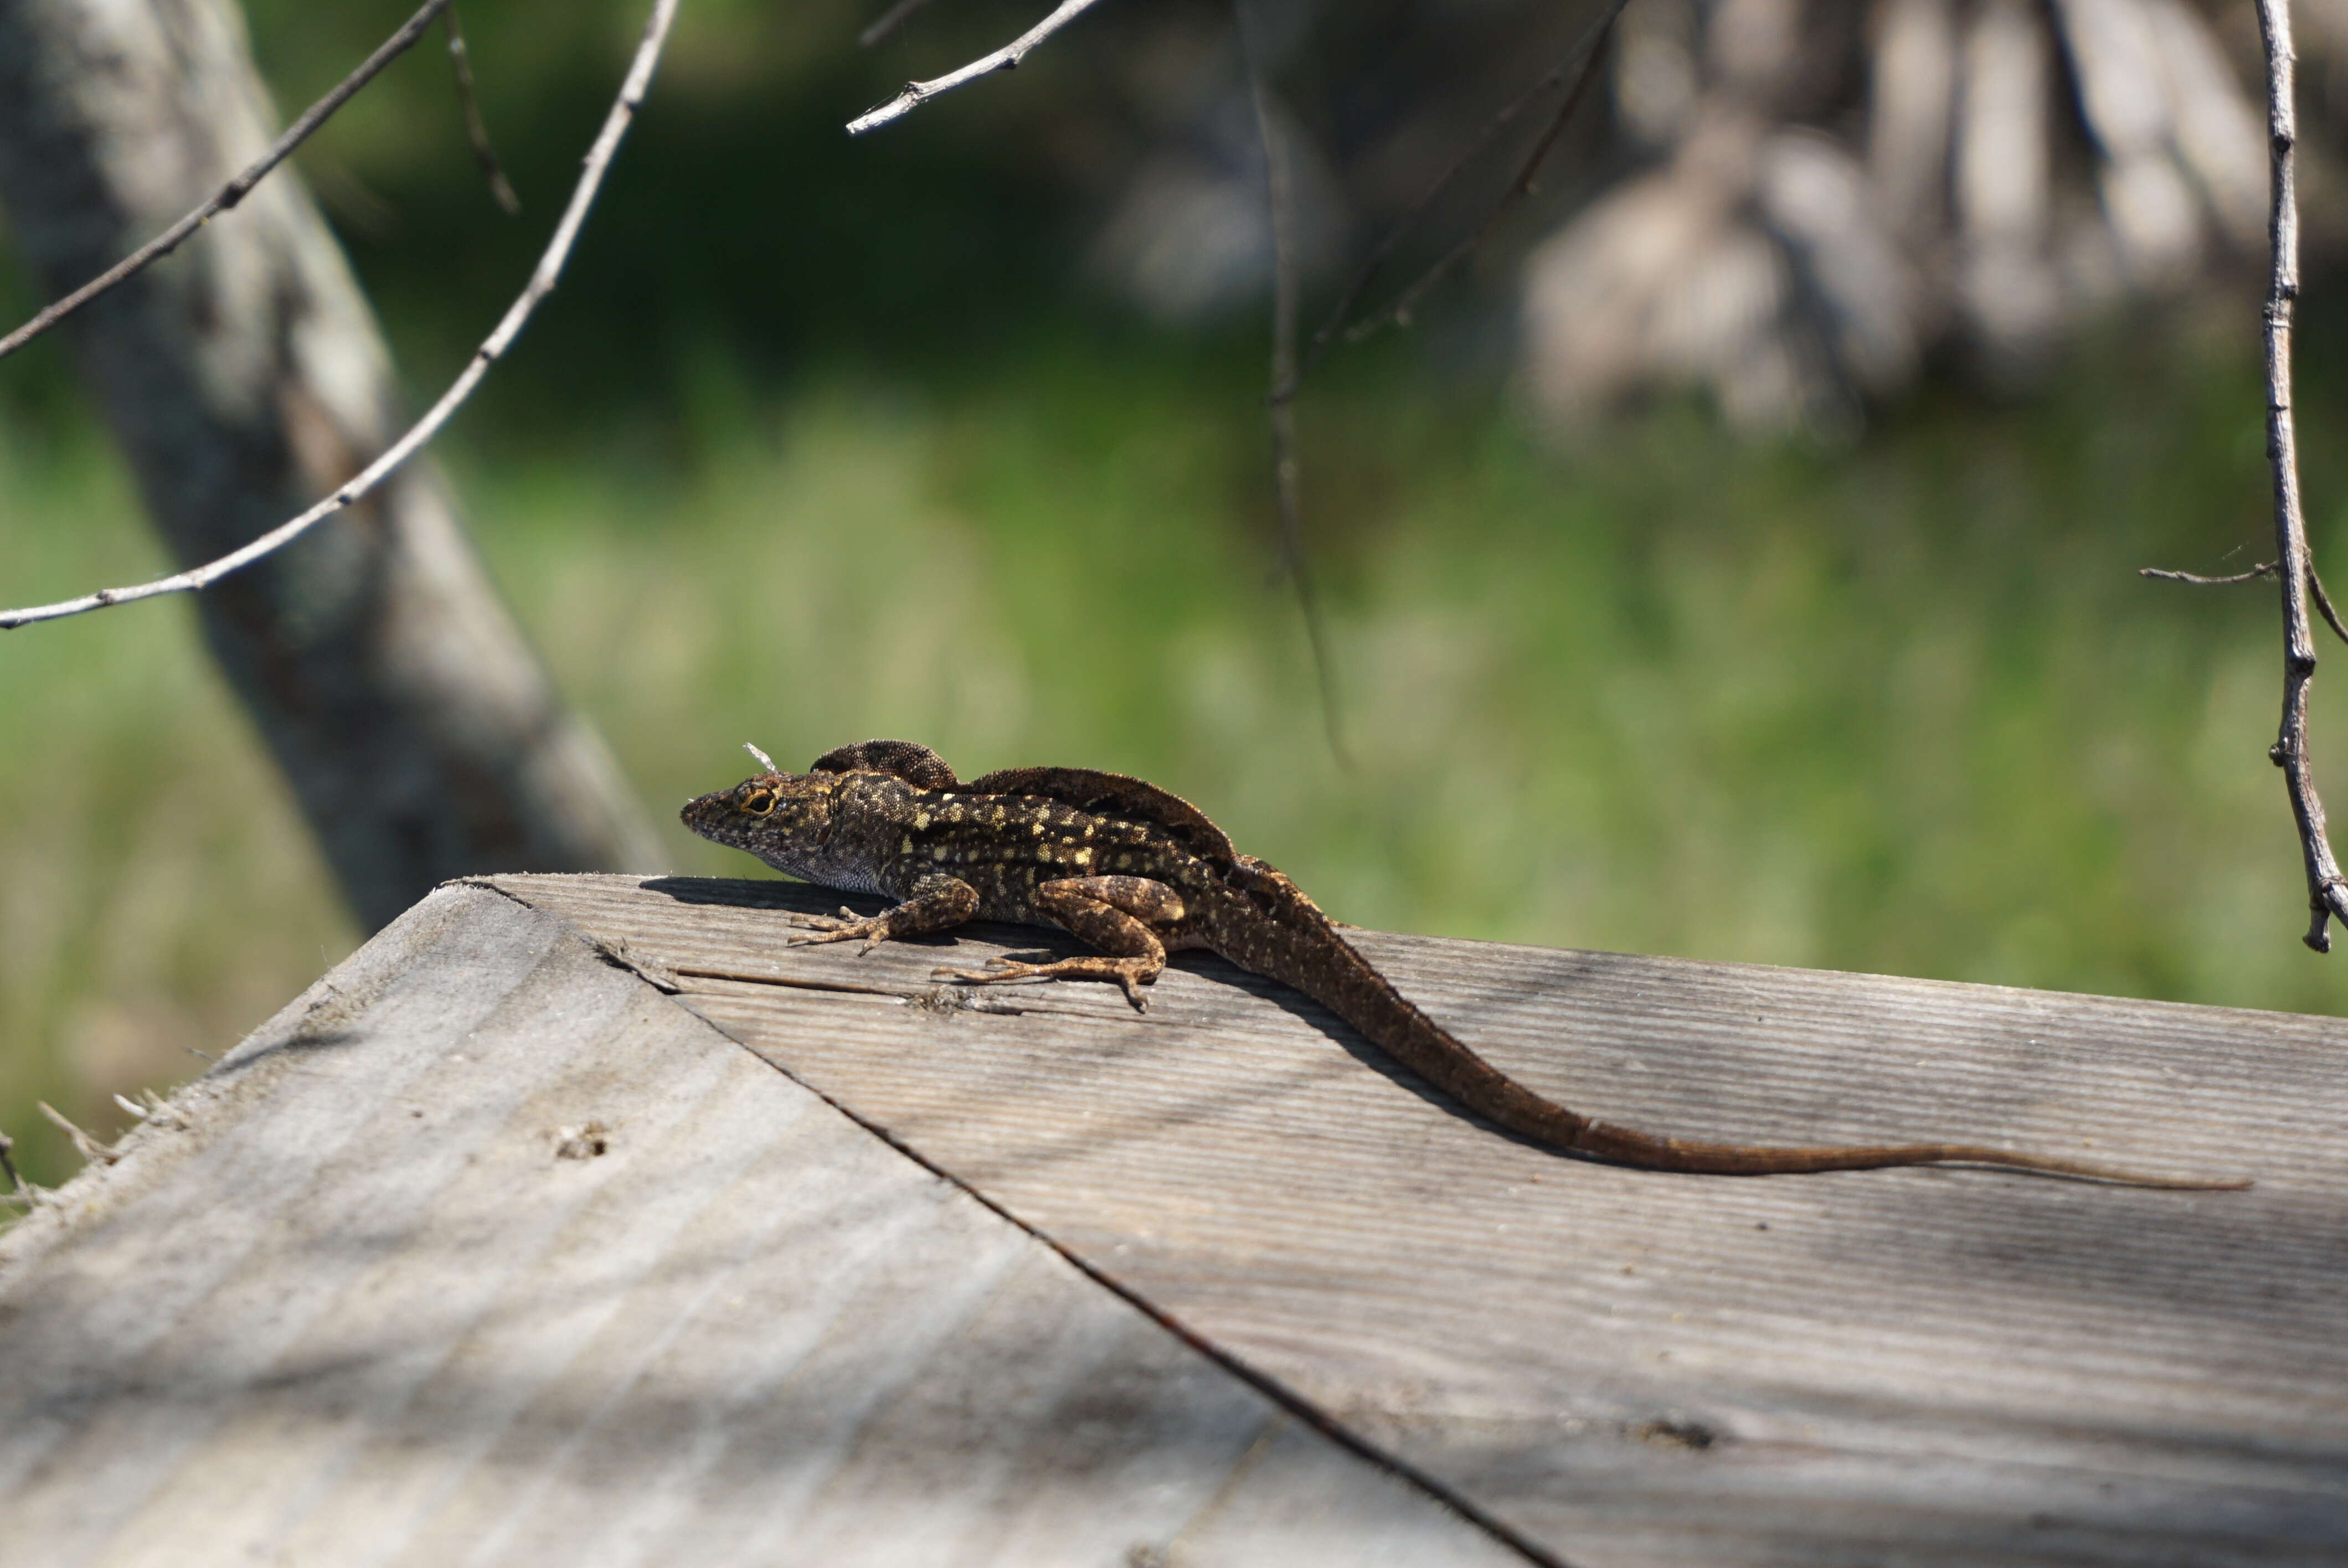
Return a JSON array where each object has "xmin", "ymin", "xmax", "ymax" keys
[
  {"xmin": 0, "ymin": 0, "xmax": 452, "ymax": 366},
  {"xmin": 849, "ymin": 0, "xmax": 1114, "ymax": 135},
  {"xmin": 0, "ymin": 0, "xmax": 681, "ymax": 632}
]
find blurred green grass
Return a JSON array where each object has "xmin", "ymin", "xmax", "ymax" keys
[{"xmin": 9, "ymin": 309, "xmax": 2348, "ymax": 1193}]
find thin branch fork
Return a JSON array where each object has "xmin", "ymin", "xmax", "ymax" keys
[
  {"xmin": 1298, "ymin": 0, "xmax": 1630, "ymax": 387},
  {"xmin": 0, "ymin": 0, "xmax": 453, "ymax": 368},
  {"xmin": 848, "ymin": 0, "xmax": 1113, "ymax": 135},
  {"xmin": 1236, "ymin": 0, "xmax": 1348, "ymax": 765},
  {"xmin": 37, "ymin": 1101, "xmax": 118, "ymax": 1167},
  {"xmin": 2248, "ymin": 0, "xmax": 2348, "ymax": 950},
  {"xmin": 0, "ymin": 0, "xmax": 682, "ymax": 633},
  {"xmin": 1228, "ymin": 0, "xmax": 1626, "ymax": 754},
  {"xmin": 2141, "ymin": 559, "xmax": 2348, "ymax": 647},
  {"xmin": 1230, "ymin": 1, "xmax": 1625, "ymax": 751}
]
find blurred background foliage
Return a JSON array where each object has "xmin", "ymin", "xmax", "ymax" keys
[{"xmin": 4, "ymin": 0, "xmax": 2347, "ymax": 1189}]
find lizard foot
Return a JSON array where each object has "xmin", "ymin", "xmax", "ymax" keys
[
  {"xmin": 785, "ymin": 908, "xmax": 894, "ymax": 955},
  {"xmin": 935, "ymin": 956, "xmax": 1157, "ymax": 1012}
]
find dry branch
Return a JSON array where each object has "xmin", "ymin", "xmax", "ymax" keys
[
  {"xmin": 1229, "ymin": 0, "xmax": 1630, "ymax": 759},
  {"xmin": 2140, "ymin": 560, "xmax": 2348, "ymax": 647},
  {"xmin": 2246, "ymin": 0, "xmax": 2348, "ymax": 950},
  {"xmin": 2146, "ymin": 1, "xmax": 2342, "ymax": 950},
  {"xmin": 2140, "ymin": 563, "xmax": 2280, "ymax": 586},
  {"xmin": 848, "ymin": 0, "xmax": 1114, "ymax": 135},
  {"xmin": 1234, "ymin": 0, "xmax": 1346, "ymax": 765},
  {"xmin": 0, "ymin": 0, "xmax": 452, "ymax": 367},
  {"xmin": 37, "ymin": 1102, "xmax": 118, "ymax": 1167},
  {"xmin": 0, "ymin": 0, "xmax": 680, "ymax": 632}
]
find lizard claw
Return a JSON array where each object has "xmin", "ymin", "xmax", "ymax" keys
[
  {"xmin": 786, "ymin": 916, "xmax": 893, "ymax": 951},
  {"xmin": 933, "ymin": 956, "xmax": 1155, "ymax": 1012},
  {"xmin": 933, "ymin": 959, "xmax": 1028, "ymax": 987}
]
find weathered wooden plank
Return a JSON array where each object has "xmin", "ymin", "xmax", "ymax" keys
[
  {"xmin": 491, "ymin": 871, "xmax": 2348, "ymax": 1568},
  {"xmin": 0, "ymin": 884, "xmax": 1530, "ymax": 1568}
]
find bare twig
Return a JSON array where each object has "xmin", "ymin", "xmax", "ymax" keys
[
  {"xmin": 445, "ymin": 3, "xmax": 521, "ymax": 215},
  {"xmin": 0, "ymin": 0, "xmax": 453, "ymax": 368},
  {"xmin": 2141, "ymin": 562, "xmax": 2280, "ymax": 586},
  {"xmin": 1235, "ymin": 0, "xmax": 1347, "ymax": 765},
  {"xmin": 38, "ymin": 1101, "xmax": 119, "ymax": 1167},
  {"xmin": 1299, "ymin": 0, "xmax": 1629, "ymax": 382},
  {"xmin": 2309, "ymin": 566, "xmax": 2348, "ymax": 649},
  {"xmin": 2244, "ymin": 0, "xmax": 2348, "ymax": 951},
  {"xmin": 2140, "ymin": 559, "xmax": 2348, "ymax": 646},
  {"xmin": 860, "ymin": 0, "xmax": 941, "ymax": 50},
  {"xmin": 0, "ymin": 0, "xmax": 682, "ymax": 632},
  {"xmin": 848, "ymin": 0, "xmax": 1114, "ymax": 135}
]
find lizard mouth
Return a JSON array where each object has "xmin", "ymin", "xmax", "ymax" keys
[{"xmin": 679, "ymin": 791, "xmax": 743, "ymax": 841}]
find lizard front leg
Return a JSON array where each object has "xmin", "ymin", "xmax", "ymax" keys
[
  {"xmin": 936, "ymin": 876, "xmax": 1185, "ymax": 1010},
  {"xmin": 789, "ymin": 872, "xmax": 979, "ymax": 953}
]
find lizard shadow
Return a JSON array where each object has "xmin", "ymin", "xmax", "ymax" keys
[
  {"xmin": 643, "ymin": 874, "xmax": 1118, "ymax": 964},
  {"xmin": 645, "ymin": 875, "xmax": 868, "ymax": 915},
  {"xmin": 651, "ymin": 875, "xmax": 1557, "ymax": 1157},
  {"xmin": 1164, "ymin": 950, "xmax": 1557, "ymax": 1156}
]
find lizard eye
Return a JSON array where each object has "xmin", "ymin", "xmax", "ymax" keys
[{"xmin": 740, "ymin": 789, "xmax": 776, "ymax": 816}]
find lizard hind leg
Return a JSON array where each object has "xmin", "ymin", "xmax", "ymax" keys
[{"xmin": 935, "ymin": 875, "xmax": 1185, "ymax": 1011}]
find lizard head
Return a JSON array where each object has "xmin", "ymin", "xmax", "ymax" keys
[{"xmin": 680, "ymin": 768, "xmax": 841, "ymax": 861}]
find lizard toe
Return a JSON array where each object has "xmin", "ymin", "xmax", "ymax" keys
[
  {"xmin": 934, "ymin": 960, "xmax": 1037, "ymax": 986},
  {"xmin": 787, "ymin": 923, "xmax": 882, "ymax": 948}
]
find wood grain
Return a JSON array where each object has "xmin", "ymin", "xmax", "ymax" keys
[
  {"xmin": 0, "ymin": 885, "xmax": 1529, "ymax": 1568},
  {"xmin": 492, "ymin": 872, "xmax": 2348, "ymax": 1568}
]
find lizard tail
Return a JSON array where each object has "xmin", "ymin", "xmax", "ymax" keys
[
  {"xmin": 1564, "ymin": 1122, "xmax": 2253, "ymax": 1189},
  {"xmin": 1211, "ymin": 870, "xmax": 2253, "ymax": 1190}
]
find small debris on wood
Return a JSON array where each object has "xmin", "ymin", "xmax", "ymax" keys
[
  {"xmin": 905, "ymin": 985, "xmax": 1027, "ymax": 1016},
  {"xmin": 38, "ymin": 1102, "xmax": 120, "ymax": 1166},
  {"xmin": 589, "ymin": 934, "xmax": 681, "ymax": 993},
  {"xmin": 553, "ymin": 1121, "xmax": 611, "ymax": 1160},
  {"xmin": 1634, "ymin": 1417, "xmax": 1719, "ymax": 1452},
  {"xmin": 111, "ymin": 1090, "xmax": 190, "ymax": 1131}
]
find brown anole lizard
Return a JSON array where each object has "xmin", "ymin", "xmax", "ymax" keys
[{"xmin": 683, "ymin": 739, "xmax": 2246, "ymax": 1187}]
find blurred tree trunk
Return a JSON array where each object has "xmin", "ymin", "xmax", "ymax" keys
[
  {"xmin": 1522, "ymin": 0, "xmax": 2268, "ymax": 432},
  {"xmin": 0, "ymin": 0, "xmax": 665, "ymax": 931}
]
